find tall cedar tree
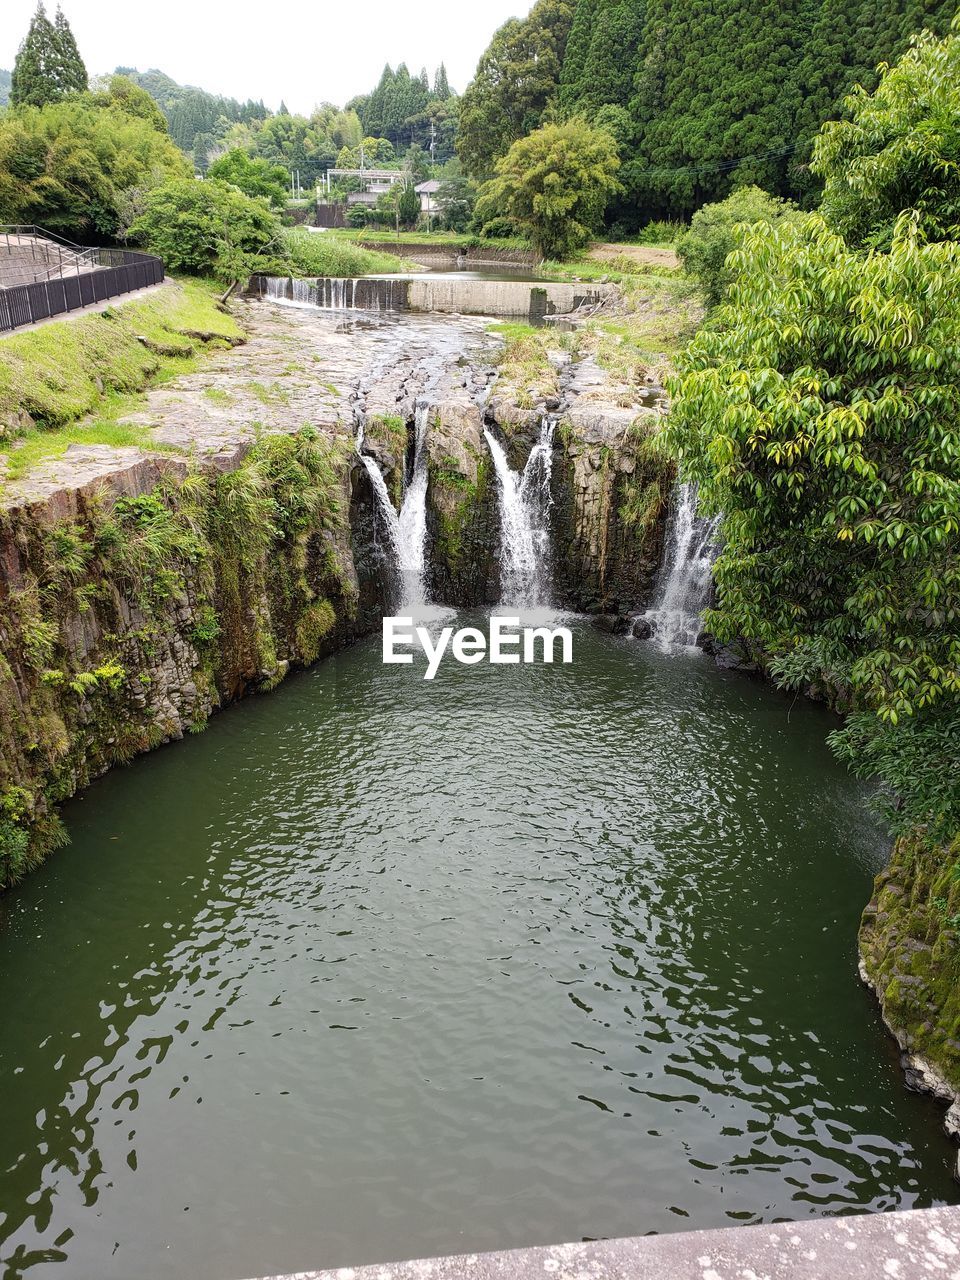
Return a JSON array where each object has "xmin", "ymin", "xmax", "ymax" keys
[{"xmin": 11, "ymin": 2, "xmax": 87, "ymax": 108}]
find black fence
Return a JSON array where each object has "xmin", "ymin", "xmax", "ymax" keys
[{"xmin": 0, "ymin": 248, "xmax": 165, "ymax": 334}]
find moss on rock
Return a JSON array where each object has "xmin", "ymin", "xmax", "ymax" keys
[{"xmin": 860, "ymin": 830, "xmax": 960, "ymax": 1093}]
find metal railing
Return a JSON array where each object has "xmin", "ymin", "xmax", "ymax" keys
[{"xmin": 0, "ymin": 227, "xmax": 164, "ymax": 333}]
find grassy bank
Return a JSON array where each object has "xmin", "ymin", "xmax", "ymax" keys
[
  {"xmin": 0, "ymin": 279, "xmax": 245, "ymax": 484},
  {"xmin": 279, "ymin": 227, "xmax": 411, "ymax": 276},
  {"xmin": 0, "ymin": 279, "xmax": 243, "ymax": 434},
  {"xmin": 325, "ymin": 228, "xmax": 532, "ymax": 253}
]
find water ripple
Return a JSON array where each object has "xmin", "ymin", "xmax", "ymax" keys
[{"xmin": 0, "ymin": 620, "xmax": 955, "ymax": 1279}]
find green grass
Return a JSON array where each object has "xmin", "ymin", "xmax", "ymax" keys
[
  {"xmin": 243, "ymin": 380, "xmax": 290, "ymax": 406},
  {"xmin": 279, "ymin": 227, "xmax": 410, "ymax": 276},
  {"xmin": 3, "ymin": 418, "xmax": 170, "ymax": 481},
  {"xmin": 0, "ymin": 278, "xmax": 243, "ymax": 437},
  {"xmin": 327, "ymin": 228, "xmax": 533, "ymax": 253},
  {"xmin": 540, "ymin": 256, "xmax": 681, "ymax": 286}
]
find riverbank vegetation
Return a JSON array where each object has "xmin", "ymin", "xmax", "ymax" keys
[
  {"xmin": 0, "ymin": 279, "xmax": 242, "ymax": 446},
  {"xmin": 661, "ymin": 24, "xmax": 960, "ymax": 1083},
  {"xmin": 458, "ymin": 0, "xmax": 958, "ymax": 226},
  {"xmin": 666, "ymin": 24, "xmax": 960, "ymax": 846}
]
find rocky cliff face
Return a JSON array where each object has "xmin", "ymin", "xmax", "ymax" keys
[
  {"xmin": 0, "ymin": 435, "xmax": 372, "ymax": 886},
  {"xmin": 860, "ymin": 832, "xmax": 960, "ymax": 1134}
]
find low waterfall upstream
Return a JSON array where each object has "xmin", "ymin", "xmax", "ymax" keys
[
  {"xmin": 645, "ymin": 482, "xmax": 720, "ymax": 650},
  {"xmin": 483, "ymin": 416, "xmax": 557, "ymax": 610},
  {"xmin": 263, "ymin": 275, "xmax": 408, "ymax": 312},
  {"xmin": 357, "ymin": 403, "xmax": 430, "ymax": 610}
]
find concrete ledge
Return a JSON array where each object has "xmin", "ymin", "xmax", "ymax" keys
[{"xmin": 244, "ymin": 1206, "xmax": 960, "ymax": 1280}]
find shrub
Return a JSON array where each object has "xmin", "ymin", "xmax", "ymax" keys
[
  {"xmin": 130, "ymin": 179, "xmax": 281, "ymax": 279},
  {"xmin": 474, "ymin": 120, "xmax": 622, "ymax": 260},
  {"xmin": 0, "ymin": 95, "xmax": 190, "ymax": 239},
  {"xmin": 206, "ymin": 148, "xmax": 289, "ymax": 210},
  {"xmin": 675, "ymin": 185, "xmax": 800, "ymax": 306}
]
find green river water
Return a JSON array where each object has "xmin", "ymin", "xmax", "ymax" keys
[{"xmin": 0, "ymin": 618, "xmax": 956, "ymax": 1279}]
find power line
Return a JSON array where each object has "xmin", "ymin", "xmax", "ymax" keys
[{"xmin": 643, "ymin": 138, "xmax": 813, "ymax": 180}]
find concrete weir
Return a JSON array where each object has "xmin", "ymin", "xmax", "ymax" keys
[
  {"xmin": 243, "ymin": 1206, "xmax": 960, "ymax": 1280},
  {"xmin": 251, "ymin": 275, "xmax": 618, "ymax": 322},
  {"xmin": 406, "ymin": 276, "xmax": 616, "ymax": 319}
]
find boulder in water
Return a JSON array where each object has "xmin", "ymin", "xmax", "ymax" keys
[
  {"xmin": 631, "ymin": 617, "xmax": 653, "ymax": 640},
  {"xmin": 592, "ymin": 613, "xmax": 630, "ymax": 635},
  {"xmin": 713, "ymin": 641, "xmax": 759, "ymax": 672}
]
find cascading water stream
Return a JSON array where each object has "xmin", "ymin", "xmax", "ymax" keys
[
  {"xmin": 484, "ymin": 416, "xmax": 557, "ymax": 610},
  {"xmin": 263, "ymin": 276, "xmax": 407, "ymax": 312},
  {"xmin": 357, "ymin": 403, "xmax": 431, "ymax": 610},
  {"xmin": 645, "ymin": 482, "xmax": 720, "ymax": 651}
]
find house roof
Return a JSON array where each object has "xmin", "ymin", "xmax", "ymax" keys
[{"xmin": 415, "ymin": 180, "xmax": 441, "ymax": 193}]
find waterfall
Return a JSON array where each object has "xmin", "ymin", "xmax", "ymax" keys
[
  {"xmin": 484, "ymin": 416, "xmax": 557, "ymax": 609},
  {"xmin": 396, "ymin": 403, "xmax": 430, "ymax": 609},
  {"xmin": 357, "ymin": 403, "xmax": 431, "ymax": 610},
  {"xmin": 645, "ymin": 482, "xmax": 720, "ymax": 651},
  {"xmin": 261, "ymin": 276, "xmax": 408, "ymax": 312}
]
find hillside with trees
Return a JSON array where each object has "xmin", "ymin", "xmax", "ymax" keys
[
  {"xmin": 115, "ymin": 67, "xmax": 269, "ymax": 163},
  {"xmin": 347, "ymin": 62, "xmax": 458, "ymax": 160},
  {"xmin": 458, "ymin": 0, "xmax": 958, "ymax": 225}
]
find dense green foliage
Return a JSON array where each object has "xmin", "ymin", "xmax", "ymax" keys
[
  {"xmin": 206, "ymin": 148, "xmax": 288, "ymax": 209},
  {"xmin": 813, "ymin": 26, "xmax": 960, "ymax": 249},
  {"xmin": 676, "ymin": 187, "xmax": 801, "ymax": 306},
  {"xmin": 663, "ymin": 3, "xmax": 960, "ymax": 861},
  {"xmin": 458, "ymin": 0, "xmax": 957, "ymax": 224},
  {"xmin": 666, "ymin": 211, "xmax": 960, "ymax": 838},
  {"xmin": 116, "ymin": 66, "xmax": 269, "ymax": 165},
  {"xmin": 130, "ymin": 179, "xmax": 279, "ymax": 278},
  {"xmin": 11, "ymin": 2, "xmax": 87, "ymax": 108},
  {"xmin": 0, "ymin": 88, "xmax": 190, "ymax": 238},
  {"xmin": 458, "ymin": 0, "xmax": 573, "ymax": 180},
  {"xmin": 475, "ymin": 120, "xmax": 620, "ymax": 258}
]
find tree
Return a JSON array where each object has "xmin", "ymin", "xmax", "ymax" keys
[
  {"xmin": 207, "ymin": 148, "xmax": 288, "ymax": 208},
  {"xmin": 92, "ymin": 75, "xmax": 168, "ymax": 132},
  {"xmin": 676, "ymin": 185, "xmax": 801, "ymax": 306},
  {"xmin": 52, "ymin": 6, "xmax": 87, "ymax": 96},
  {"xmin": 0, "ymin": 97, "xmax": 190, "ymax": 237},
  {"xmin": 474, "ymin": 119, "xmax": 620, "ymax": 258},
  {"xmin": 813, "ymin": 25, "xmax": 960, "ymax": 249},
  {"xmin": 433, "ymin": 64, "xmax": 451, "ymax": 100},
  {"xmin": 459, "ymin": 0, "xmax": 958, "ymax": 222},
  {"xmin": 335, "ymin": 137, "xmax": 395, "ymax": 169},
  {"xmin": 129, "ymin": 178, "xmax": 280, "ymax": 279},
  {"xmin": 457, "ymin": 0, "xmax": 575, "ymax": 179},
  {"xmin": 398, "ymin": 179, "xmax": 421, "ymax": 226},
  {"xmin": 435, "ymin": 161, "xmax": 474, "ymax": 231},
  {"xmin": 11, "ymin": 2, "xmax": 87, "ymax": 108},
  {"xmin": 663, "ymin": 211, "xmax": 960, "ymax": 836},
  {"xmin": 404, "ymin": 143, "xmax": 431, "ymax": 183}
]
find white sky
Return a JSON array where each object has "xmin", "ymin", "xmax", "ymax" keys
[{"xmin": 2, "ymin": 0, "xmax": 534, "ymax": 113}]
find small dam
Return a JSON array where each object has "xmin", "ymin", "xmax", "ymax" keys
[{"xmin": 252, "ymin": 274, "xmax": 618, "ymax": 322}]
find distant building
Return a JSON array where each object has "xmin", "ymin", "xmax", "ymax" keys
[
  {"xmin": 320, "ymin": 168, "xmax": 407, "ymax": 207},
  {"xmin": 415, "ymin": 180, "xmax": 441, "ymax": 214}
]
